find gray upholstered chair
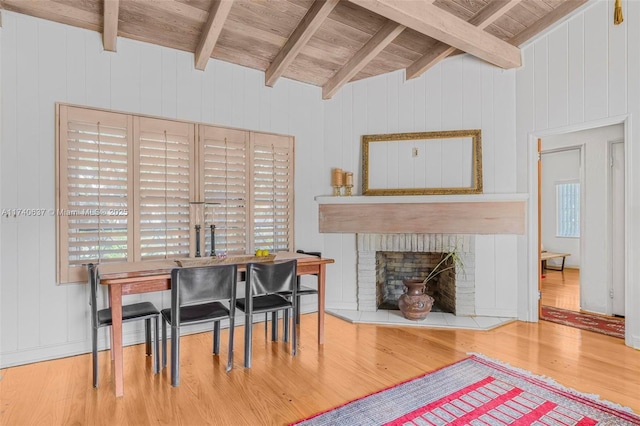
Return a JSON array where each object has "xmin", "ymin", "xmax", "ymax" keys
[
  {"xmin": 88, "ymin": 263, "xmax": 160, "ymax": 388},
  {"xmin": 235, "ymin": 260, "xmax": 297, "ymax": 368},
  {"xmin": 162, "ymin": 264, "xmax": 237, "ymax": 386}
]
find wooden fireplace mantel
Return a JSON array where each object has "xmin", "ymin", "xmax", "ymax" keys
[{"xmin": 316, "ymin": 194, "xmax": 527, "ymax": 235}]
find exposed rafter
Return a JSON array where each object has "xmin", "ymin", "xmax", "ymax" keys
[
  {"xmin": 406, "ymin": 0, "xmax": 523, "ymax": 80},
  {"xmin": 266, "ymin": 0, "xmax": 339, "ymax": 87},
  {"xmin": 195, "ymin": 0, "xmax": 235, "ymax": 71},
  {"xmin": 103, "ymin": 0, "xmax": 119, "ymax": 52},
  {"xmin": 347, "ymin": 0, "xmax": 521, "ymax": 70},
  {"xmin": 323, "ymin": 20, "xmax": 405, "ymax": 100},
  {"xmin": 1, "ymin": 0, "xmax": 586, "ymax": 96}
]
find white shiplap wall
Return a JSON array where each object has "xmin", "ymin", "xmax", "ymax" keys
[
  {"xmin": 0, "ymin": 11, "xmax": 325, "ymax": 367},
  {"xmin": 515, "ymin": 0, "xmax": 640, "ymax": 347},
  {"xmin": 321, "ymin": 56, "xmax": 520, "ymax": 317},
  {"xmin": 3, "ymin": 0, "xmax": 639, "ymax": 367}
]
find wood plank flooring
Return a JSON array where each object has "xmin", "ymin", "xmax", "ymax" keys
[
  {"xmin": 541, "ymin": 268, "xmax": 580, "ymax": 311},
  {"xmin": 1, "ymin": 314, "xmax": 639, "ymax": 425}
]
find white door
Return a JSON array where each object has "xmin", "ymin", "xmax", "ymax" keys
[{"xmin": 611, "ymin": 141, "xmax": 625, "ymax": 316}]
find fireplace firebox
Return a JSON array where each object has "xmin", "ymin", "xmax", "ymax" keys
[
  {"xmin": 376, "ymin": 251, "xmax": 456, "ymax": 313},
  {"xmin": 357, "ymin": 233, "xmax": 475, "ymax": 316}
]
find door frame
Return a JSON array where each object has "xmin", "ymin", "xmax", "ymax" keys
[
  {"xmin": 608, "ymin": 139, "xmax": 625, "ymax": 316},
  {"xmin": 539, "ymin": 145, "xmax": 585, "ymax": 311},
  {"xmin": 526, "ymin": 114, "xmax": 634, "ymax": 347}
]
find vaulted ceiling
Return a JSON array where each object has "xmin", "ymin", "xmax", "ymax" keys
[{"xmin": 0, "ymin": 0, "xmax": 589, "ymax": 99}]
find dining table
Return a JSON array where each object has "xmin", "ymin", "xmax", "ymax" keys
[{"xmin": 97, "ymin": 251, "xmax": 335, "ymax": 397}]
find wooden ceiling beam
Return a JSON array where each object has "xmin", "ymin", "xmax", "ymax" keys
[
  {"xmin": 266, "ymin": 0, "xmax": 339, "ymax": 87},
  {"xmin": 103, "ymin": 0, "xmax": 120, "ymax": 52},
  {"xmin": 323, "ymin": 20, "xmax": 405, "ymax": 100},
  {"xmin": 406, "ymin": 0, "xmax": 523, "ymax": 80},
  {"xmin": 347, "ymin": 0, "xmax": 521, "ymax": 70},
  {"xmin": 195, "ymin": 0, "xmax": 235, "ymax": 71}
]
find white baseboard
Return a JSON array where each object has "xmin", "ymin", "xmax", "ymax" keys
[
  {"xmin": 474, "ymin": 308, "xmax": 518, "ymax": 318},
  {"xmin": 628, "ymin": 333, "xmax": 640, "ymax": 350},
  {"xmin": 326, "ymin": 301, "xmax": 358, "ymax": 310},
  {"xmin": 0, "ymin": 307, "xmax": 321, "ymax": 369}
]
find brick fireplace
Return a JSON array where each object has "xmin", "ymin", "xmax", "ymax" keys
[
  {"xmin": 376, "ymin": 251, "xmax": 456, "ymax": 313},
  {"xmin": 357, "ymin": 233, "xmax": 475, "ymax": 316}
]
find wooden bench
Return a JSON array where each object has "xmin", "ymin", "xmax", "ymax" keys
[{"xmin": 541, "ymin": 252, "xmax": 571, "ymax": 271}]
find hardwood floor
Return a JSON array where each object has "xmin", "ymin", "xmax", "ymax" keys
[
  {"xmin": 541, "ymin": 268, "xmax": 580, "ymax": 311},
  {"xmin": 1, "ymin": 314, "xmax": 639, "ymax": 425}
]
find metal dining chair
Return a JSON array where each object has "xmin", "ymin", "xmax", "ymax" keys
[
  {"xmin": 88, "ymin": 263, "xmax": 160, "ymax": 388},
  {"xmin": 162, "ymin": 264, "xmax": 238, "ymax": 386},
  {"xmin": 278, "ymin": 250, "xmax": 321, "ymax": 325},
  {"xmin": 235, "ymin": 260, "xmax": 298, "ymax": 368}
]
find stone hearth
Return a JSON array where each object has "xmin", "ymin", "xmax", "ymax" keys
[{"xmin": 357, "ymin": 233, "xmax": 475, "ymax": 316}]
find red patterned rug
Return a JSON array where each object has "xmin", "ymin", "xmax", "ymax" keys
[
  {"xmin": 292, "ymin": 355, "xmax": 639, "ymax": 425},
  {"xmin": 541, "ymin": 305, "xmax": 625, "ymax": 339}
]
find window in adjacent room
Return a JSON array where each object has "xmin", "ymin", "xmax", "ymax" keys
[{"xmin": 556, "ymin": 181, "xmax": 580, "ymax": 238}]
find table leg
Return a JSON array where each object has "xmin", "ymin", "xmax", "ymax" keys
[
  {"xmin": 317, "ymin": 264, "xmax": 326, "ymax": 345},
  {"xmin": 110, "ymin": 285, "xmax": 124, "ymax": 397},
  {"xmin": 108, "ymin": 287, "xmax": 114, "ymax": 361}
]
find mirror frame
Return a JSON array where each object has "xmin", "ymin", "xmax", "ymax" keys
[{"xmin": 362, "ymin": 129, "xmax": 483, "ymax": 196}]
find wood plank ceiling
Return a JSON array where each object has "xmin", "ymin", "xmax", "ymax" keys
[{"xmin": 0, "ymin": 0, "xmax": 589, "ymax": 99}]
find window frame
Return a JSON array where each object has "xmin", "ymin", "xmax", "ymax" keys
[
  {"xmin": 56, "ymin": 104, "xmax": 295, "ymax": 283},
  {"xmin": 555, "ymin": 180, "xmax": 581, "ymax": 239}
]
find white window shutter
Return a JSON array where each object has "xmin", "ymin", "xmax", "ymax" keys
[
  {"xmin": 57, "ymin": 106, "xmax": 133, "ymax": 283},
  {"xmin": 134, "ymin": 117, "xmax": 195, "ymax": 260},
  {"xmin": 249, "ymin": 132, "xmax": 294, "ymax": 253},
  {"xmin": 200, "ymin": 126, "xmax": 248, "ymax": 255}
]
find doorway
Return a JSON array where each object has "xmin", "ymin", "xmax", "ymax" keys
[
  {"xmin": 540, "ymin": 147, "xmax": 582, "ymax": 313},
  {"xmin": 537, "ymin": 124, "xmax": 624, "ymax": 319},
  {"xmin": 527, "ymin": 116, "xmax": 636, "ymax": 347}
]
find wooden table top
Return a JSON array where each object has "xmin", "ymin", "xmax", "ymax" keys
[
  {"xmin": 540, "ymin": 252, "xmax": 571, "ymax": 260},
  {"xmin": 97, "ymin": 252, "xmax": 334, "ymax": 281}
]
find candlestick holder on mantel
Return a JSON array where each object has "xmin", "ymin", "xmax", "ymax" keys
[
  {"xmin": 331, "ymin": 167, "xmax": 344, "ymax": 196},
  {"xmin": 344, "ymin": 172, "xmax": 354, "ymax": 196},
  {"xmin": 344, "ymin": 185, "xmax": 353, "ymax": 196}
]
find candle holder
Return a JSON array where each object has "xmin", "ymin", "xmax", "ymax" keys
[
  {"xmin": 210, "ymin": 224, "xmax": 216, "ymax": 257},
  {"xmin": 344, "ymin": 184, "xmax": 353, "ymax": 196},
  {"xmin": 190, "ymin": 201, "xmax": 206, "ymax": 258},
  {"xmin": 343, "ymin": 172, "xmax": 354, "ymax": 196},
  {"xmin": 331, "ymin": 167, "xmax": 344, "ymax": 196},
  {"xmin": 194, "ymin": 224, "xmax": 202, "ymax": 257}
]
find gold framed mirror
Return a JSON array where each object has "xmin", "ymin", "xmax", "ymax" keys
[{"xmin": 362, "ymin": 129, "xmax": 483, "ymax": 196}]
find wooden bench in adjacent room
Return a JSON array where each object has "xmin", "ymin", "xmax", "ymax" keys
[{"xmin": 541, "ymin": 252, "xmax": 571, "ymax": 271}]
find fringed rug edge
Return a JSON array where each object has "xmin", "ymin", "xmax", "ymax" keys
[{"xmin": 467, "ymin": 352, "xmax": 639, "ymax": 417}]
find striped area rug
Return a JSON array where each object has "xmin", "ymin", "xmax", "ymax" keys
[
  {"xmin": 292, "ymin": 355, "xmax": 640, "ymax": 426},
  {"xmin": 541, "ymin": 305, "xmax": 625, "ymax": 339}
]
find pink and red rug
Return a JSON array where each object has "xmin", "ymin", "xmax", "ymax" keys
[
  {"xmin": 541, "ymin": 305, "xmax": 625, "ymax": 339},
  {"xmin": 293, "ymin": 355, "xmax": 639, "ymax": 425}
]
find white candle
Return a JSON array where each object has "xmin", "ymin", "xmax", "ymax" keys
[
  {"xmin": 332, "ymin": 168, "xmax": 343, "ymax": 186},
  {"xmin": 344, "ymin": 172, "xmax": 353, "ymax": 186}
]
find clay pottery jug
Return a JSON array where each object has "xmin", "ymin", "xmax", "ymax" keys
[{"xmin": 398, "ymin": 279, "xmax": 435, "ymax": 320}]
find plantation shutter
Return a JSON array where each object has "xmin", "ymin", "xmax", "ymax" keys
[
  {"xmin": 57, "ymin": 106, "xmax": 133, "ymax": 283},
  {"xmin": 57, "ymin": 104, "xmax": 295, "ymax": 282},
  {"xmin": 249, "ymin": 132, "xmax": 294, "ymax": 252},
  {"xmin": 134, "ymin": 117, "xmax": 195, "ymax": 260},
  {"xmin": 200, "ymin": 126, "xmax": 248, "ymax": 255}
]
